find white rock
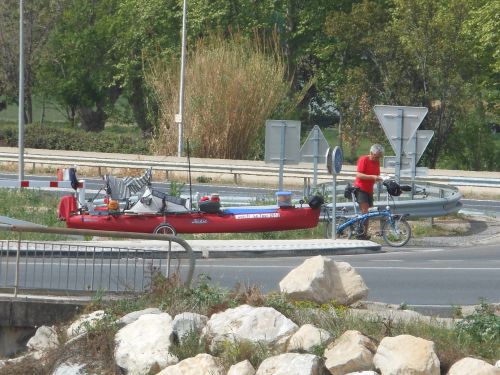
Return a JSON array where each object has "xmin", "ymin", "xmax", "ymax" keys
[
  {"xmin": 157, "ymin": 353, "xmax": 225, "ymax": 375},
  {"xmin": 279, "ymin": 256, "xmax": 368, "ymax": 305},
  {"xmin": 373, "ymin": 334, "xmax": 440, "ymax": 375},
  {"xmin": 66, "ymin": 310, "xmax": 106, "ymax": 338},
  {"xmin": 447, "ymin": 357, "xmax": 500, "ymax": 375},
  {"xmin": 202, "ymin": 304, "xmax": 298, "ymax": 349},
  {"xmin": 324, "ymin": 330, "xmax": 376, "ymax": 375},
  {"xmin": 27, "ymin": 325, "xmax": 59, "ymax": 352},
  {"xmin": 227, "ymin": 360, "xmax": 256, "ymax": 375},
  {"xmin": 345, "ymin": 372, "xmax": 378, "ymax": 375},
  {"xmin": 116, "ymin": 307, "xmax": 162, "ymax": 326},
  {"xmin": 495, "ymin": 360, "xmax": 500, "ymax": 368},
  {"xmin": 51, "ymin": 362, "xmax": 87, "ymax": 375},
  {"xmin": 256, "ymin": 353, "xmax": 322, "ymax": 375},
  {"xmin": 114, "ymin": 313, "xmax": 178, "ymax": 375},
  {"xmin": 287, "ymin": 324, "xmax": 331, "ymax": 352},
  {"xmin": 172, "ymin": 312, "xmax": 208, "ymax": 343}
]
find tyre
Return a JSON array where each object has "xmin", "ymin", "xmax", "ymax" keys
[
  {"xmin": 325, "ymin": 216, "xmax": 353, "ymax": 239},
  {"xmin": 381, "ymin": 218, "xmax": 411, "ymax": 247},
  {"xmin": 154, "ymin": 223, "xmax": 177, "ymax": 236}
]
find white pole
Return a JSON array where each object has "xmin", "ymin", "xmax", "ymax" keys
[
  {"xmin": 177, "ymin": 0, "xmax": 187, "ymax": 157},
  {"xmin": 18, "ymin": 0, "xmax": 25, "ymax": 181}
]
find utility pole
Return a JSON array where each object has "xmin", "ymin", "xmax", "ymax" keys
[
  {"xmin": 18, "ymin": 0, "xmax": 25, "ymax": 181},
  {"xmin": 176, "ymin": 0, "xmax": 187, "ymax": 157}
]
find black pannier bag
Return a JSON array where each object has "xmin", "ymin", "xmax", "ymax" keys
[
  {"xmin": 344, "ymin": 183, "xmax": 354, "ymax": 199},
  {"xmin": 308, "ymin": 195, "xmax": 324, "ymax": 209},
  {"xmin": 384, "ymin": 179, "xmax": 402, "ymax": 196}
]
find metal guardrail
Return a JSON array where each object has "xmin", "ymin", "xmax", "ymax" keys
[
  {"xmin": 0, "ymin": 149, "xmax": 499, "ymax": 187},
  {"xmin": 319, "ymin": 180, "xmax": 463, "ymax": 219},
  {"xmin": 0, "ymin": 225, "xmax": 196, "ymax": 296}
]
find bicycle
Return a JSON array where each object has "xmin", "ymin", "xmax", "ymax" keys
[{"xmin": 325, "ymin": 179, "xmax": 413, "ymax": 247}]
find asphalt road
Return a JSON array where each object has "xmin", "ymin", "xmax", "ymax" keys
[
  {"xmin": 1, "ymin": 173, "xmax": 499, "ymax": 309},
  {"xmin": 191, "ymin": 242, "xmax": 500, "ymax": 308}
]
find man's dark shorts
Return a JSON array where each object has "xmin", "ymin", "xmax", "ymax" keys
[{"xmin": 355, "ymin": 190, "xmax": 374, "ymax": 207}]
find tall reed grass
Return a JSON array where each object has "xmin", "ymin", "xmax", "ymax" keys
[{"xmin": 147, "ymin": 33, "xmax": 289, "ymax": 159}]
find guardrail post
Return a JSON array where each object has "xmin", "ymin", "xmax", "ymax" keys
[{"xmin": 233, "ymin": 173, "xmax": 239, "ymax": 184}]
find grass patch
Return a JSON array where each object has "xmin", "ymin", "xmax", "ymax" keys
[{"xmin": 0, "ymin": 188, "xmax": 68, "ymax": 240}]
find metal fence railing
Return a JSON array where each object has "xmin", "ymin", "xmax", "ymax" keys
[{"xmin": 0, "ymin": 225, "xmax": 195, "ymax": 297}]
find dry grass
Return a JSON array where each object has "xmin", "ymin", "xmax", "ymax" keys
[{"xmin": 147, "ymin": 33, "xmax": 289, "ymax": 159}]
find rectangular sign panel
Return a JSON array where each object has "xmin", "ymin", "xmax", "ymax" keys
[{"xmin": 265, "ymin": 120, "xmax": 301, "ymax": 165}]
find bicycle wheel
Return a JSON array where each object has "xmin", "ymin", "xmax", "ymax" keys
[
  {"xmin": 381, "ymin": 218, "xmax": 411, "ymax": 247},
  {"xmin": 325, "ymin": 216, "xmax": 353, "ymax": 239}
]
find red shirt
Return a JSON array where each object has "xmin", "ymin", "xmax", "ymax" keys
[{"xmin": 354, "ymin": 155, "xmax": 380, "ymax": 194}]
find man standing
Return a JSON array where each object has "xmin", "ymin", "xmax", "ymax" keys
[{"xmin": 353, "ymin": 144, "xmax": 384, "ymax": 239}]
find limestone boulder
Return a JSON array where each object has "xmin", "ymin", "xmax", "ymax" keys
[
  {"xmin": 202, "ymin": 304, "xmax": 298, "ymax": 349},
  {"xmin": 27, "ymin": 325, "xmax": 59, "ymax": 352},
  {"xmin": 172, "ymin": 312, "xmax": 208, "ymax": 343},
  {"xmin": 373, "ymin": 334, "xmax": 440, "ymax": 375},
  {"xmin": 279, "ymin": 256, "xmax": 368, "ymax": 305},
  {"xmin": 228, "ymin": 360, "xmax": 256, "ymax": 375},
  {"xmin": 287, "ymin": 324, "xmax": 331, "ymax": 352},
  {"xmin": 324, "ymin": 330, "xmax": 376, "ymax": 375},
  {"xmin": 51, "ymin": 362, "xmax": 88, "ymax": 375},
  {"xmin": 66, "ymin": 310, "xmax": 106, "ymax": 338},
  {"xmin": 157, "ymin": 353, "xmax": 225, "ymax": 375},
  {"xmin": 256, "ymin": 353, "xmax": 322, "ymax": 375},
  {"xmin": 116, "ymin": 307, "xmax": 162, "ymax": 327},
  {"xmin": 447, "ymin": 357, "xmax": 500, "ymax": 375},
  {"xmin": 114, "ymin": 313, "xmax": 178, "ymax": 375}
]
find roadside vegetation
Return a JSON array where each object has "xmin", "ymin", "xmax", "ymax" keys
[
  {"xmin": 0, "ymin": 0, "xmax": 498, "ymax": 170},
  {"xmin": 0, "ymin": 274, "xmax": 498, "ymax": 373}
]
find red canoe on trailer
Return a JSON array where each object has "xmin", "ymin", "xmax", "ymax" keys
[
  {"xmin": 58, "ymin": 184, "xmax": 323, "ymax": 235},
  {"xmin": 59, "ymin": 198, "xmax": 321, "ymax": 235}
]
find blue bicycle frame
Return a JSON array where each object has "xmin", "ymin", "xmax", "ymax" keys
[{"xmin": 336, "ymin": 208, "xmax": 394, "ymax": 235}]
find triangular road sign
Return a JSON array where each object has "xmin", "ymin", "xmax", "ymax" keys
[
  {"xmin": 300, "ymin": 125, "xmax": 330, "ymax": 163},
  {"xmin": 374, "ymin": 105, "xmax": 428, "ymax": 154}
]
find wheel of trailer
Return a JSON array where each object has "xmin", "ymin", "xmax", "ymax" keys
[
  {"xmin": 381, "ymin": 218, "xmax": 411, "ymax": 247},
  {"xmin": 154, "ymin": 223, "xmax": 177, "ymax": 236},
  {"xmin": 153, "ymin": 223, "xmax": 182, "ymax": 279}
]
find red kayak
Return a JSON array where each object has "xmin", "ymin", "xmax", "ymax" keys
[{"xmin": 58, "ymin": 195, "xmax": 322, "ymax": 235}]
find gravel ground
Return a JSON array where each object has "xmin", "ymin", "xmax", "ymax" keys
[{"xmin": 410, "ymin": 215, "xmax": 500, "ymax": 247}]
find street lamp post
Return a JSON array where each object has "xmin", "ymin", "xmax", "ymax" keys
[
  {"xmin": 176, "ymin": 0, "xmax": 187, "ymax": 157},
  {"xmin": 18, "ymin": 0, "xmax": 25, "ymax": 181}
]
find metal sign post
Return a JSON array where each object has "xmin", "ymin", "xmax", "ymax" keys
[
  {"xmin": 326, "ymin": 146, "xmax": 343, "ymax": 240},
  {"xmin": 265, "ymin": 120, "xmax": 301, "ymax": 191},
  {"xmin": 300, "ymin": 125, "xmax": 329, "ymax": 191}
]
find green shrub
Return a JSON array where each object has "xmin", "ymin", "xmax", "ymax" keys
[
  {"xmin": 0, "ymin": 123, "xmax": 150, "ymax": 155},
  {"xmin": 455, "ymin": 301, "xmax": 500, "ymax": 357}
]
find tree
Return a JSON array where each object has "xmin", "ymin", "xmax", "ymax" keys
[
  {"xmin": 323, "ymin": 1, "xmax": 392, "ymax": 156},
  {"xmin": 0, "ymin": 0, "xmax": 63, "ymax": 123},
  {"xmin": 38, "ymin": 0, "xmax": 121, "ymax": 131},
  {"xmin": 464, "ymin": 0, "xmax": 499, "ymax": 117},
  {"xmin": 389, "ymin": 0, "xmax": 478, "ymax": 168}
]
